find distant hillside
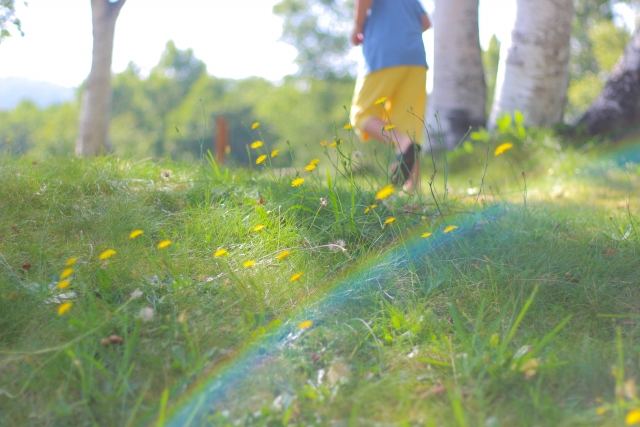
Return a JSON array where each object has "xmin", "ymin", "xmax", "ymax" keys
[{"xmin": 0, "ymin": 77, "xmax": 75, "ymax": 110}]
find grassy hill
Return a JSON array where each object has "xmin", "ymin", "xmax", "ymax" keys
[{"xmin": 0, "ymin": 129, "xmax": 639, "ymax": 426}]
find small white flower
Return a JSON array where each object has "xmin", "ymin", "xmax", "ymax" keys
[
  {"xmin": 319, "ymin": 197, "xmax": 328, "ymax": 207},
  {"xmin": 130, "ymin": 288, "xmax": 143, "ymax": 300},
  {"xmin": 139, "ymin": 306, "xmax": 155, "ymax": 322},
  {"xmin": 353, "ymin": 151, "xmax": 363, "ymax": 159}
]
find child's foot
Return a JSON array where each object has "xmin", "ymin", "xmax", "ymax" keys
[{"xmin": 391, "ymin": 138, "xmax": 420, "ymax": 187}]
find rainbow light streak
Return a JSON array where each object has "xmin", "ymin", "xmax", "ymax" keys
[
  {"xmin": 163, "ymin": 210, "xmax": 487, "ymax": 426},
  {"xmin": 158, "ymin": 141, "xmax": 640, "ymax": 425}
]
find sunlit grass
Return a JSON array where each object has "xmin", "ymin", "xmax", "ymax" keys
[{"xmin": 0, "ymin": 127, "xmax": 638, "ymax": 426}]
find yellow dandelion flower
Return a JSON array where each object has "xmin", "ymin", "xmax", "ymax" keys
[
  {"xmin": 251, "ymin": 122, "xmax": 260, "ymax": 129},
  {"xmin": 343, "ymin": 124, "xmax": 353, "ymax": 130},
  {"xmin": 214, "ymin": 248, "xmax": 228, "ymax": 257},
  {"xmin": 383, "ymin": 125, "xmax": 395, "ymax": 131},
  {"xmin": 626, "ymin": 410, "xmax": 640, "ymax": 425},
  {"xmin": 596, "ymin": 407, "xmax": 606, "ymax": 416},
  {"xmin": 305, "ymin": 163, "xmax": 316, "ymax": 171},
  {"xmin": 60, "ymin": 268, "xmax": 73, "ymax": 280},
  {"xmin": 375, "ymin": 97, "xmax": 387, "ymax": 105},
  {"xmin": 57, "ymin": 302, "xmax": 73, "ymax": 316},
  {"xmin": 256, "ymin": 154, "xmax": 267, "ymax": 165},
  {"xmin": 271, "ymin": 149, "xmax": 279, "ymax": 158},
  {"xmin": 58, "ymin": 280, "xmax": 71, "ymax": 289},
  {"xmin": 291, "ymin": 177, "xmax": 304, "ymax": 187},
  {"xmin": 443, "ymin": 225, "xmax": 458, "ymax": 234},
  {"xmin": 320, "ymin": 140, "xmax": 327, "ymax": 147},
  {"xmin": 250, "ymin": 141, "xmax": 263, "ymax": 149},
  {"xmin": 290, "ymin": 272, "xmax": 303, "ymax": 282},
  {"xmin": 494, "ymin": 142, "xmax": 513, "ymax": 156},
  {"xmin": 364, "ymin": 204, "xmax": 377, "ymax": 214},
  {"xmin": 310, "ymin": 158, "xmax": 320, "ymax": 166},
  {"xmin": 277, "ymin": 250, "xmax": 291, "ymax": 261},
  {"xmin": 65, "ymin": 257, "xmax": 78, "ymax": 266},
  {"xmin": 298, "ymin": 320, "xmax": 313, "ymax": 329},
  {"xmin": 157, "ymin": 240, "xmax": 172, "ymax": 249},
  {"xmin": 421, "ymin": 232, "xmax": 432, "ymax": 238},
  {"xmin": 253, "ymin": 224, "xmax": 265, "ymax": 232},
  {"xmin": 329, "ymin": 142, "xmax": 337, "ymax": 148},
  {"xmin": 243, "ymin": 260, "xmax": 256, "ymax": 268},
  {"xmin": 384, "ymin": 217, "xmax": 396, "ymax": 225},
  {"xmin": 375, "ymin": 184, "xmax": 394, "ymax": 200},
  {"xmin": 129, "ymin": 230, "xmax": 143, "ymax": 239},
  {"xmin": 99, "ymin": 249, "xmax": 116, "ymax": 260}
]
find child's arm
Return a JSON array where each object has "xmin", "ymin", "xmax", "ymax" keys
[
  {"xmin": 351, "ymin": 0, "xmax": 373, "ymax": 45},
  {"xmin": 422, "ymin": 13, "xmax": 431, "ymax": 32}
]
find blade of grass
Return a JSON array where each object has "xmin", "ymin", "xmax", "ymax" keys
[{"xmin": 498, "ymin": 284, "xmax": 539, "ymax": 355}]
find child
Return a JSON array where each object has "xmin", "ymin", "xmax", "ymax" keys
[{"xmin": 350, "ymin": 0, "xmax": 430, "ymax": 190}]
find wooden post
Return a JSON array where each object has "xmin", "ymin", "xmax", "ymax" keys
[{"xmin": 215, "ymin": 116, "xmax": 228, "ymax": 164}]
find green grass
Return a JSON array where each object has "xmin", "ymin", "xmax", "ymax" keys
[{"xmin": 0, "ymin": 130, "xmax": 639, "ymax": 427}]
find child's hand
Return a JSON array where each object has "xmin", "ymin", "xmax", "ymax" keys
[{"xmin": 351, "ymin": 27, "xmax": 364, "ymax": 46}]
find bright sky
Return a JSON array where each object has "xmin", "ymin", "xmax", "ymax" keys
[{"xmin": 1, "ymin": 1, "xmax": 632, "ymax": 90}]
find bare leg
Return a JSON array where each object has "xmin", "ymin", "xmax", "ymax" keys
[
  {"xmin": 363, "ymin": 117, "xmax": 412, "ymax": 154},
  {"xmin": 362, "ymin": 117, "xmax": 420, "ymax": 192}
]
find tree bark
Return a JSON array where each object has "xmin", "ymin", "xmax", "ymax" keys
[
  {"xmin": 576, "ymin": 24, "xmax": 640, "ymax": 136},
  {"xmin": 427, "ymin": 0, "xmax": 486, "ymax": 150},
  {"xmin": 489, "ymin": 0, "xmax": 573, "ymax": 129},
  {"xmin": 76, "ymin": 0, "xmax": 126, "ymax": 156}
]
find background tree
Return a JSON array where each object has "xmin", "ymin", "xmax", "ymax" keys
[
  {"xmin": 109, "ymin": 63, "xmax": 163, "ymax": 158},
  {"xmin": 571, "ymin": 0, "xmax": 615, "ymax": 79},
  {"xmin": 565, "ymin": 0, "xmax": 634, "ymax": 119},
  {"xmin": 273, "ymin": 0, "xmax": 355, "ymax": 78},
  {"xmin": 144, "ymin": 41, "xmax": 206, "ymax": 156},
  {"xmin": 489, "ymin": 0, "xmax": 574, "ymax": 128},
  {"xmin": 576, "ymin": 20, "xmax": 640, "ymax": 136},
  {"xmin": 482, "ymin": 35, "xmax": 500, "ymax": 115},
  {"xmin": 0, "ymin": 0, "xmax": 23, "ymax": 43},
  {"xmin": 76, "ymin": 0, "xmax": 126, "ymax": 155},
  {"xmin": 427, "ymin": 0, "xmax": 486, "ymax": 150}
]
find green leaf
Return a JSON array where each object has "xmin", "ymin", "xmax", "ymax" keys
[
  {"xmin": 490, "ymin": 333, "xmax": 500, "ymax": 348},
  {"xmin": 157, "ymin": 388, "xmax": 169, "ymax": 427},
  {"xmin": 470, "ymin": 128, "xmax": 489, "ymax": 142},
  {"xmin": 496, "ymin": 113, "xmax": 512, "ymax": 133},
  {"xmin": 463, "ymin": 140, "xmax": 474, "ymax": 153},
  {"xmin": 514, "ymin": 110, "xmax": 524, "ymax": 125},
  {"xmin": 391, "ymin": 316, "xmax": 401, "ymax": 330}
]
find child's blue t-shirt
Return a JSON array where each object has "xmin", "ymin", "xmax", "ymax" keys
[{"xmin": 361, "ymin": 0, "xmax": 428, "ymax": 75}]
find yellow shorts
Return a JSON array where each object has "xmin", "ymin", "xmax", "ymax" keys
[{"xmin": 350, "ymin": 65, "xmax": 427, "ymax": 144}]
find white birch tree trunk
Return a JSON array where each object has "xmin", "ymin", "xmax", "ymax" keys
[
  {"xmin": 427, "ymin": 0, "xmax": 486, "ymax": 150},
  {"xmin": 489, "ymin": 0, "xmax": 573, "ymax": 129},
  {"xmin": 576, "ymin": 23, "xmax": 640, "ymax": 136},
  {"xmin": 76, "ymin": 0, "xmax": 126, "ymax": 156}
]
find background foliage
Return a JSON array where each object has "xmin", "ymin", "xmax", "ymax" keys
[
  {"xmin": 0, "ymin": 0, "xmax": 23, "ymax": 43},
  {"xmin": 0, "ymin": 0, "xmax": 637, "ymax": 161}
]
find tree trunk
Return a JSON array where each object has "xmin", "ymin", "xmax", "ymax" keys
[
  {"xmin": 76, "ymin": 0, "xmax": 126, "ymax": 156},
  {"xmin": 576, "ymin": 24, "xmax": 640, "ymax": 136},
  {"xmin": 489, "ymin": 0, "xmax": 573, "ymax": 129},
  {"xmin": 428, "ymin": 0, "xmax": 486, "ymax": 150}
]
